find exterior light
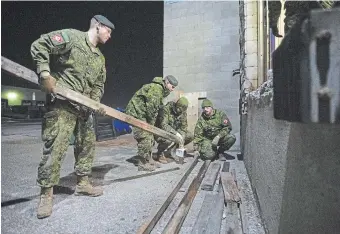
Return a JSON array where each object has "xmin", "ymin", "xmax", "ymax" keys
[{"xmin": 7, "ymin": 92, "xmax": 17, "ymax": 100}]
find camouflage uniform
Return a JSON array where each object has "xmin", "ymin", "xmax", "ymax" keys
[
  {"xmin": 155, "ymin": 98, "xmax": 194, "ymax": 155},
  {"xmin": 269, "ymin": 1, "xmax": 334, "ymax": 35},
  {"xmin": 31, "ymin": 29, "xmax": 106, "ymax": 187},
  {"xmin": 193, "ymin": 100, "xmax": 236, "ymax": 160},
  {"xmin": 125, "ymin": 76, "xmax": 176, "ymax": 170}
]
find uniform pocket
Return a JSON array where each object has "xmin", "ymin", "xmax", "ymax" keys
[{"xmin": 42, "ymin": 110, "xmax": 59, "ymax": 142}]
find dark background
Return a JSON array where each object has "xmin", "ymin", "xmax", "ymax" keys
[{"xmin": 1, "ymin": 1, "xmax": 164, "ymax": 108}]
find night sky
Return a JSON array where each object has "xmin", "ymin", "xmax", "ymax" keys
[{"xmin": 1, "ymin": 1, "xmax": 164, "ymax": 108}]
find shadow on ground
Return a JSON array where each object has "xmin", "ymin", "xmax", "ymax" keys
[{"xmin": 1, "ymin": 163, "xmax": 118, "ymax": 208}]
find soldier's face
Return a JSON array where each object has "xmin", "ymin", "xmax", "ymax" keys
[
  {"xmin": 165, "ymin": 81, "xmax": 176, "ymax": 92},
  {"xmin": 175, "ymin": 105, "xmax": 187, "ymax": 115},
  {"xmin": 203, "ymin": 106, "xmax": 213, "ymax": 116},
  {"xmin": 98, "ymin": 25, "xmax": 112, "ymax": 44}
]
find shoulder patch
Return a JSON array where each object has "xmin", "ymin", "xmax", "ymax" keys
[
  {"xmin": 223, "ymin": 119, "xmax": 228, "ymax": 124},
  {"xmin": 50, "ymin": 32, "xmax": 69, "ymax": 46}
]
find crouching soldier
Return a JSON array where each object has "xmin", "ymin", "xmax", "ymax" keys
[
  {"xmin": 154, "ymin": 97, "xmax": 194, "ymax": 163},
  {"xmin": 193, "ymin": 99, "xmax": 236, "ymax": 160},
  {"xmin": 125, "ymin": 75, "xmax": 178, "ymax": 171}
]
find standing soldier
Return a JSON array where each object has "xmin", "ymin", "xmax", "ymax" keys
[
  {"xmin": 193, "ymin": 99, "xmax": 236, "ymax": 160},
  {"xmin": 30, "ymin": 15, "xmax": 115, "ymax": 219},
  {"xmin": 269, "ymin": 0, "xmax": 335, "ymax": 38},
  {"xmin": 125, "ymin": 76, "xmax": 178, "ymax": 171},
  {"xmin": 154, "ymin": 97, "xmax": 193, "ymax": 163}
]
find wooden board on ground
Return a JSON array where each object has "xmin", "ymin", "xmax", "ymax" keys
[
  {"xmin": 190, "ymin": 193, "xmax": 216, "ymax": 234},
  {"xmin": 201, "ymin": 162, "xmax": 221, "ymax": 191},
  {"xmin": 220, "ymin": 171, "xmax": 241, "ymax": 203},
  {"xmin": 225, "ymin": 202, "xmax": 243, "ymax": 234},
  {"xmin": 205, "ymin": 184, "xmax": 225, "ymax": 234}
]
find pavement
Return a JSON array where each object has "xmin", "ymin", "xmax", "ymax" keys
[{"xmin": 1, "ymin": 121, "xmax": 264, "ymax": 234}]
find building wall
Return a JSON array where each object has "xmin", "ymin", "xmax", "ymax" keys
[
  {"xmin": 242, "ymin": 94, "xmax": 340, "ymax": 234},
  {"xmin": 1, "ymin": 85, "xmax": 45, "ymax": 106},
  {"xmin": 163, "ymin": 1, "xmax": 241, "ymax": 150},
  {"xmin": 240, "ymin": 1, "xmax": 340, "ymax": 233}
]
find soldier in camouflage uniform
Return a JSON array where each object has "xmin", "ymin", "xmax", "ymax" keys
[
  {"xmin": 125, "ymin": 75, "xmax": 178, "ymax": 171},
  {"xmin": 154, "ymin": 97, "xmax": 194, "ymax": 163},
  {"xmin": 193, "ymin": 99, "xmax": 236, "ymax": 161},
  {"xmin": 30, "ymin": 15, "xmax": 115, "ymax": 219},
  {"xmin": 269, "ymin": 0, "xmax": 336, "ymax": 37}
]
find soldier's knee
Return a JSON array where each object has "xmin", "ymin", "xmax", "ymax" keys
[
  {"xmin": 199, "ymin": 141, "xmax": 215, "ymax": 160},
  {"xmin": 228, "ymin": 134, "xmax": 236, "ymax": 145},
  {"xmin": 200, "ymin": 149, "xmax": 216, "ymax": 160},
  {"xmin": 184, "ymin": 132, "xmax": 194, "ymax": 144}
]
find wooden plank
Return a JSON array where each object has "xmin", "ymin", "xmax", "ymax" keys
[
  {"xmin": 222, "ymin": 161, "xmax": 231, "ymax": 172},
  {"xmin": 205, "ymin": 184, "xmax": 225, "ymax": 234},
  {"xmin": 1, "ymin": 56, "xmax": 184, "ymax": 146},
  {"xmin": 225, "ymin": 202, "xmax": 242, "ymax": 234},
  {"xmin": 179, "ymin": 92, "xmax": 207, "ymax": 152},
  {"xmin": 1, "ymin": 56, "xmax": 39, "ymax": 84},
  {"xmin": 103, "ymin": 167, "xmax": 180, "ymax": 184},
  {"xmin": 190, "ymin": 193, "xmax": 216, "ymax": 234},
  {"xmin": 223, "ymin": 169, "xmax": 243, "ymax": 234},
  {"xmin": 162, "ymin": 160, "xmax": 211, "ymax": 234},
  {"xmin": 201, "ymin": 162, "xmax": 221, "ymax": 191},
  {"xmin": 220, "ymin": 172, "xmax": 241, "ymax": 203},
  {"xmin": 137, "ymin": 156, "xmax": 199, "ymax": 234}
]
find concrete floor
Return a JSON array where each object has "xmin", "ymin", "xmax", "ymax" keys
[{"xmin": 1, "ymin": 120, "xmax": 264, "ymax": 234}]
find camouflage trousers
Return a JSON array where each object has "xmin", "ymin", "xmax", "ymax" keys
[
  {"xmin": 132, "ymin": 126, "xmax": 154, "ymax": 162},
  {"xmin": 38, "ymin": 100, "xmax": 96, "ymax": 188},
  {"xmin": 197, "ymin": 134, "xmax": 236, "ymax": 160},
  {"xmin": 155, "ymin": 131, "xmax": 194, "ymax": 153}
]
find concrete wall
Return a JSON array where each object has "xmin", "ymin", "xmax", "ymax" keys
[
  {"xmin": 242, "ymin": 96, "xmax": 340, "ymax": 234},
  {"xmin": 163, "ymin": 1, "xmax": 241, "ymax": 150}
]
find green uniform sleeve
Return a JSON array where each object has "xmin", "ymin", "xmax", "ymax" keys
[
  {"xmin": 90, "ymin": 64, "xmax": 106, "ymax": 102},
  {"xmin": 144, "ymin": 87, "xmax": 163, "ymax": 125},
  {"xmin": 177, "ymin": 112, "xmax": 188, "ymax": 137},
  {"xmin": 218, "ymin": 112, "xmax": 232, "ymax": 138},
  {"xmin": 269, "ymin": 0, "xmax": 282, "ymax": 28},
  {"xmin": 193, "ymin": 117, "xmax": 204, "ymax": 148},
  {"xmin": 30, "ymin": 30, "xmax": 72, "ymax": 75},
  {"xmin": 159, "ymin": 104, "xmax": 177, "ymax": 134}
]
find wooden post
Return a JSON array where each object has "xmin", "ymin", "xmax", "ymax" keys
[{"xmin": 179, "ymin": 92, "xmax": 206, "ymax": 152}]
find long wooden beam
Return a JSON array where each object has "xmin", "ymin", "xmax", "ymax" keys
[
  {"xmin": 1, "ymin": 56, "xmax": 182, "ymax": 145},
  {"xmin": 137, "ymin": 155, "xmax": 199, "ymax": 234},
  {"xmin": 162, "ymin": 160, "xmax": 211, "ymax": 234}
]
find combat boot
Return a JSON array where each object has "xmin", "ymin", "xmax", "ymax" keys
[
  {"xmin": 138, "ymin": 158, "xmax": 156, "ymax": 171},
  {"xmin": 155, "ymin": 152, "xmax": 169, "ymax": 164},
  {"xmin": 37, "ymin": 187, "xmax": 53, "ymax": 219},
  {"xmin": 75, "ymin": 176, "xmax": 103, "ymax": 197},
  {"xmin": 214, "ymin": 147, "xmax": 224, "ymax": 161},
  {"xmin": 147, "ymin": 153, "xmax": 161, "ymax": 168}
]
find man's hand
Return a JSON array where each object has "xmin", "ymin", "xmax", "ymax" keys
[
  {"xmin": 271, "ymin": 26, "xmax": 283, "ymax": 38},
  {"xmin": 211, "ymin": 135, "xmax": 221, "ymax": 150},
  {"xmin": 40, "ymin": 72, "xmax": 56, "ymax": 94},
  {"xmin": 95, "ymin": 107, "xmax": 106, "ymax": 116}
]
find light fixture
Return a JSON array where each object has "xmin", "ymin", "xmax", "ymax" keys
[{"xmin": 7, "ymin": 92, "xmax": 17, "ymax": 100}]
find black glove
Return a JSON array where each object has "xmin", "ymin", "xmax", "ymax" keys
[
  {"xmin": 95, "ymin": 107, "xmax": 106, "ymax": 116},
  {"xmin": 271, "ymin": 26, "xmax": 282, "ymax": 38}
]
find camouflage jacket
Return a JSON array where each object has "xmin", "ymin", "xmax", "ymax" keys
[
  {"xmin": 155, "ymin": 101, "xmax": 188, "ymax": 136},
  {"xmin": 31, "ymin": 29, "xmax": 106, "ymax": 102},
  {"xmin": 125, "ymin": 77, "xmax": 170, "ymax": 125},
  {"xmin": 193, "ymin": 109, "xmax": 232, "ymax": 146}
]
